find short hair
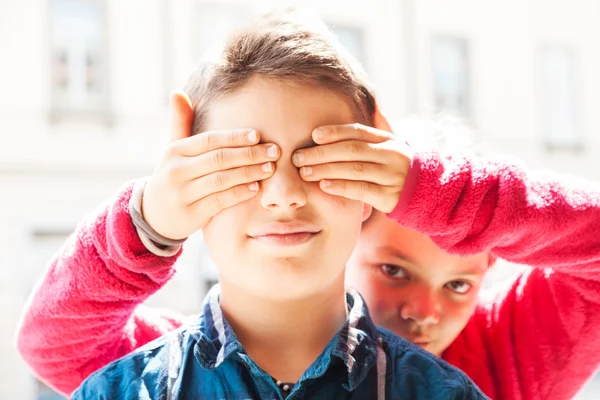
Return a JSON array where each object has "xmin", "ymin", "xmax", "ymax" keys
[{"xmin": 183, "ymin": 8, "xmax": 376, "ymax": 134}]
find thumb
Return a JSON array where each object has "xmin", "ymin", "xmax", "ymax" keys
[
  {"xmin": 169, "ymin": 89, "xmax": 194, "ymax": 142},
  {"xmin": 373, "ymin": 102, "xmax": 393, "ymax": 133}
]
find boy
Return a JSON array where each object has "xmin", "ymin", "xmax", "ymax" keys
[{"xmin": 19, "ymin": 10, "xmax": 486, "ymax": 400}]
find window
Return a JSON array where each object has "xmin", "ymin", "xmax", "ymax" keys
[
  {"xmin": 192, "ymin": 3, "xmax": 248, "ymax": 62},
  {"xmin": 329, "ymin": 24, "xmax": 367, "ymax": 69},
  {"xmin": 431, "ymin": 36, "xmax": 470, "ymax": 118},
  {"xmin": 538, "ymin": 45, "xmax": 579, "ymax": 148},
  {"xmin": 49, "ymin": 0, "xmax": 109, "ymax": 115}
]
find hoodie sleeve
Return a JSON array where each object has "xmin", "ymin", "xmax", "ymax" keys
[{"xmin": 16, "ymin": 180, "xmax": 186, "ymax": 396}]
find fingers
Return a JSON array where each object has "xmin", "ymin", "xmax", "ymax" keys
[
  {"xmin": 169, "ymin": 90, "xmax": 194, "ymax": 142},
  {"xmin": 311, "ymin": 123, "xmax": 393, "ymax": 145},
  {"xmin": 176, "ymin": 143, "xmax": 279, "ymax": 180},
  {"xmin": 182, "ymin": 162, "xmax": 274, "ymax": 203},
  {"xmin": 171, "ymin": 128, "xmax": 262, "ymax": 157},
  {"xmin": 292, "ymin": 140, "xmax": 387, "ymax": 167},
  {"xmin": 319, "ymin": 179, "xmax": 401, "ymax": 213},
  {"xmin": 189, "ymin": 181, "xmax": 262, "ymax": 219},
  {"xmin": 299, "ymin": 161, "xmax": 402, "ymax": 187}
]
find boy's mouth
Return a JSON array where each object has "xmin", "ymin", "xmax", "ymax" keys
[
  {"xmin": 252, "ymin": 232, "xmax": 319, "ymax": 246},
  {"xmin": 248, "ymin": 221, "xmax": 321, "ymax": 246},
  {"xmin": 407, "ymin": 335, "xmax": 434, "ymax": 347}
]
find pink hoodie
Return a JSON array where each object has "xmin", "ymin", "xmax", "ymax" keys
[{"xmin": 16, "ymin": 151, "xmax": 600, "ymax": 399}]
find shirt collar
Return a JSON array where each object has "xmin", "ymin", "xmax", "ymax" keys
[{"xmin": 189, "ymin": 285, "xmax": 380, "ymax": 390}]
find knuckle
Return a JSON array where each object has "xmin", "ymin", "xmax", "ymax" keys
[
  {"xmin": 211, "ymin": 172, "xmax": 225, "ymax": 188},
  {"xmin": 205, "ymin": 133, "xmax": 218, "ymax": 149},
  {"xmin": 244, "ymin": 165, "xmax": 256, "ymax": 180},
  {"xmin": 212, "ymin": 149, "xmax": 227, "ymax": 168},
  {"xmin": 232, "ymin": 184, "xmax": 245, "ymax": 199},
  {"xmin": 347, "ymin": 141, "xmax": 361, "ymax": 154},
  {"xmin": 247, "ymin": 146, "xmax": 257, "ymax": 163},
  {"xmin": 164, "ymin": 143, "xmax": 180, "ymax": 159},
  {"xmin": 210, "ymin": 193, "xmax": 223, "ymax": 210},
  {"xmin": 359, "ymin": 181, "xmax": 371, "ymax": 195},
  {"xmin": 314, "ymin": 145, "xmax": 325, "ymax": 160},
  {"xmin": 229, "ymin": 131, "xmax": 240, "ymax": 146},
  {"xmin": 351, "ymin": 162, "xmax": 364, "ymax": 176},
  {"xmin": 164, "ymin": 161, "xmax": 182, "ymax": 180}
]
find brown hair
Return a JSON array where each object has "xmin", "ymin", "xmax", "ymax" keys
[{"xmin": 183, "ymin": 8, "xmax": 376, "ymax": 134}]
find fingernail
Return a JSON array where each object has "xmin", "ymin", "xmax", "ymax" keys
[
  {"xmin": 321, "ymin": 179, "xmax": 332, "ymax": 187},
  {"xmin": 247, "ymin": 130, "xmax": 257, "ymax": 142},
  {"xmin": 313, "ymin": 129, "xmax": 325, "ymax": 141},
  {"xmin": 248, "ymin": 182, "xmax": 259, "ymax": 191},
  {"xmin": 301, "ymin": 166, "xmax": 312, "ymax": 176},
  {"xmin": 261, "ymin": 162, "xmax": 272, "ymax": 173},
  {"xmin": 267, "ymin": 145, "xmax": 278, "ymax": 158},
  {"xmin": 293, "ymin": 151, "xmax": 304, "ymax": 165}
]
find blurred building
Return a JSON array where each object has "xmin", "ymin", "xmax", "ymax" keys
[{"xmin": 0, "ymin": 0, "xmax": 598, "ymax": 398}]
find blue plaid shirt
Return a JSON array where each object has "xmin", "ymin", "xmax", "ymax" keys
[{"xmin": 73, "ymin": 286, "xmax": 487, "ymax": 399}]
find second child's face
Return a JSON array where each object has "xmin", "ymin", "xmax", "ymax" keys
[
  {"xmin": 346, "ymin": 211, "xmax": 490, "ymax": 357},
  {"xmin": 202, "ymin": 77, "xmax": 371, "ymax": 300}
]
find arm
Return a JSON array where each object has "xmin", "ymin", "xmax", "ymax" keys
[
  {"xmin": 390, "ymin": 151, "xmax": 600, "ymax": 270},
  {"xmin": 392, "ymin": 151, "xmax": 600, "ymax": 399},
  {"xmin": 16, "ymin": 180, "xmax": 185, "ymax": 396}
]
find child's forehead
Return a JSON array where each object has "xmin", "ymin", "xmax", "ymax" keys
[
  {"xmin": 361, "ymin": 216, "xmax": 490, "ymax": 276},
  {"xmin": 205, "ymin": 77, "xmax": 358, "ymax": 147}
]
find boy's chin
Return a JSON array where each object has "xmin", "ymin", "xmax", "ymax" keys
[
  {"xmin": 253, "ymin": 280, "xmax": 339, "ymax": 301},
  {"xmin": 246, "ymin": 263, "xmax": 345, "ymax": 292},
  {"xmin": 247, "ymin": 243, "xmax": 323, "ymax": 262}
]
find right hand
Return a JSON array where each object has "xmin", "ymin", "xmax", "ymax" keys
[{"xmin": 141, "ymin": 90, "xmax": 280, "ymax": 240}]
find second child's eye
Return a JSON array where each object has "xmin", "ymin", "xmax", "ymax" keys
[
  {"xmin": 445, "ymin": 280, "xmax": 472, "ymax": 294},
  {"xmin": 380, "ymin": 264, "xmax": 408, "ymax": 279}
]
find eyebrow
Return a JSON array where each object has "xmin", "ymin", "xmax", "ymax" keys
[
  {"xmin": 376, "ymin": 246, "xmax": 484, "ymax": 278},
  {"xmin": 453, "ymin": 267, "xmax": 485, "ymax": 278},
  {"xmin": 375, "ymin": 246, "xmax": 420, "ymax": 266}
]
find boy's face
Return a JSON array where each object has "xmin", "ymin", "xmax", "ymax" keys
[
  {"xmin": 346, "ymin": 211, "xmax": 489, "ymax": 356},
  {"xmin": 202, "ymin": 77, "xmax": 371, "ymax": 300}
]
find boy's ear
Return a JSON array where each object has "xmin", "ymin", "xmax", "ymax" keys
[
  {"xmin": 169, "ymin": 89, "xmax": 194, "ymax": 142},
  {"xmin": 361, "ymin": 203, "xmax": 373, "ymax": 223}
]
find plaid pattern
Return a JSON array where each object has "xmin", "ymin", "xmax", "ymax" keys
[{"xmin": 73, "ymin": 286, "xmax": 487, "ymax": 399}]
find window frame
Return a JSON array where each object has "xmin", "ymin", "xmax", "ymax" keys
[
  {"xmin": 46, "ymin": 0, "xmax": 112, "ymax": 125},
  {"xmin": 430, "ymin": 34, "xmax": 471, "ymax": 119}
]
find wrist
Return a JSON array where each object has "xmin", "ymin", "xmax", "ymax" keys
[{"xmin": 130, "ymin": 179, "xmax": 184, "ymax": 256}]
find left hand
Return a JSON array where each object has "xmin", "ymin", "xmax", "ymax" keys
[{"xmin": 292, "ymin": 109, "xmax": 412, "ymax": 213}]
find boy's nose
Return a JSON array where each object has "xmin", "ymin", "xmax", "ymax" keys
[
  {"xmin": 260, "ymin": 161, "xmax": 307, "ymax": 211},
  {"xmin": 399, "ymin": 290, "xmax": 441, "ymax": 326}
]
